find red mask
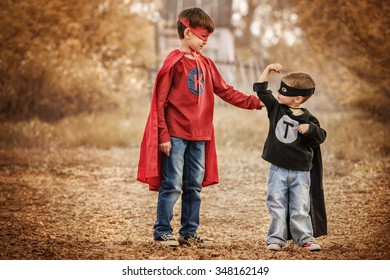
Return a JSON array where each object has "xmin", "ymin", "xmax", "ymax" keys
[{"xmin": 179, "ymin": 18, "xmax": 212, "ymax": 42}]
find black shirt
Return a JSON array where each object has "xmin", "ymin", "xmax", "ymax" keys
[{"xmin": 253, "ymin": 82, "xmax": 326, "ymax": 171}]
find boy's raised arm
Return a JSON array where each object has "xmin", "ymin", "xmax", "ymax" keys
[
  {"xmin": 258, "ymin": 64, "xmax": 283, "ymax": 82},
  {"xmin": 253, "ymin": 64, "xmax": 283, "ymax": 109}
]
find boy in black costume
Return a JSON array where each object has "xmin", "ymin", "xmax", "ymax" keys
[{"xmin": 253, "ymin": 64, "xmax": 327, "ymax": 251}]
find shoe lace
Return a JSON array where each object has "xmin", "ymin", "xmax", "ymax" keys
[
  {"xmin": 161, "ymin": 234, "xmax": 175, "ymax": 241},
  {"xmin": 191, "ymin": 234, "xmax": 205, "ymax": 242}
]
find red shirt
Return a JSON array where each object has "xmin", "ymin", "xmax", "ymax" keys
[
  {"xmin": 137, "ymin": 50, "xmax": 261, "ymax": 191},
  {"xmin": 157, "ymin": 54, "xmax": 261, "ymax": 143}
]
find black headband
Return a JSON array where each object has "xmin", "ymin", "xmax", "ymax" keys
[{"xmin": 278, "ymin": 81, "xmax": 315, "ymax": 97}]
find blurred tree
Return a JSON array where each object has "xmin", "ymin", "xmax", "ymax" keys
[
  {"xmin": 291, "ymin": 0, "xmax": 390, "ymax": 118},
  {"xmin": 0, "ymin": 0, "xmax": 159, "ymax": 122},
  {"xmin": 232, "ymin": 0, "xmax": 389, "ymax": 119}
]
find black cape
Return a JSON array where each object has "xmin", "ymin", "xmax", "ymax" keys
[
  {"xmin": 287, "ymin": 146, "xmax": 327, "ymax": 238},
  {"xmin": 308, "ymin": 147, "xmax": 327, "ymax": 237}
]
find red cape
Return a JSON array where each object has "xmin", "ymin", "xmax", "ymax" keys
[{"xmin": 137, "ymin": 50, "xmax": 219, "ymax": 191}]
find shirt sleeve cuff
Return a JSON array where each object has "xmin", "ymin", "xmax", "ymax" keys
[
  {"xmin": 158, "ymin": 128, "xmax": 171, "ymax": 144},
  {"xmin": 253, "ymin": 82, "xmax": 269, "ymax": 92}
]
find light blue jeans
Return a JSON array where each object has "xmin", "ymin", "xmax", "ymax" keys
[
  {"xmin": 153, "ymin": 137, "xmax": 205, "ymax": 239},
  {"xmin": 266, "ymin": 164, "xmax": 316, "ymax": 246}
]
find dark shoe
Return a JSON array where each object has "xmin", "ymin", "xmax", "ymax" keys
[
  {"xmin": 178, "ymin": 234, "xmax": 212, "ymax": 248},
  {"xmin": 155, "ymin": 234, "xmax": 180, "ymax": 247}
]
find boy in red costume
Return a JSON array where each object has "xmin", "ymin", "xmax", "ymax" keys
[{"xmin": 137, "ymin": 7, "xmax": 262, "ymax": 247}]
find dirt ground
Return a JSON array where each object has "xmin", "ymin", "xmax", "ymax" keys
[{"xmin": 0, "ymin": 143, "xmax": 389, "ymax": 260}]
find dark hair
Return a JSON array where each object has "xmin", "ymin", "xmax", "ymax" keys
[{"xmin": 177, "ymin": 7, "xmax": 215, "ymax": 39}]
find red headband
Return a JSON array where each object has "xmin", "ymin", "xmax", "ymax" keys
[{"xmin": 179, "ymin": 18, "xmax": 211, "ymax": 42}]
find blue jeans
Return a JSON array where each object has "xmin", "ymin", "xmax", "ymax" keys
[
  {"xmin": 153, "ymin": 137, "xmax": 205, "ymax": 239},
  {"xmin": 266, "ymin": 164, "xmax": 316, "ymax": 246}
]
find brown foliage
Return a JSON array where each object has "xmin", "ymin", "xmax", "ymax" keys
[
  {"xmin": 0, "ymin": 0, "xmax": 156, "ymax": 122},
  {"xmin": 235, "ymin": 0, "xmax": 390, "ymax": 120},
  {"xmin": 291, "ymin": 0, "xmax": 390, "ymax": 119}
]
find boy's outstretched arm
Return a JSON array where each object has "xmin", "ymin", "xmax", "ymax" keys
[{"xmin": 258, "ymin": 64, "xmax": 283, "ymax": 82}]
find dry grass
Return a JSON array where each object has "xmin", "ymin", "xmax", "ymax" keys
[
  {"xmin": 0, "ymin": 100, "xmax": 389, "ymax": 260},
  {"xmin": 2, "ymin": 97, "xmax": 387, "ymax": 176},
  {"xmin": 0, "ymin": 99, "xmax": 148, "ymax": 149}
]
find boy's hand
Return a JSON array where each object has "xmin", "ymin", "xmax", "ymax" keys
[
  {"xmin": 267, "ymin": 63, "xmax": 283, "ymax": 74},
  {"xmin": 159, "ymin": 142, "xmax": 171, "ymax": 157},
  {"xmin": 298, "ymin": 123, "xmax": 310, "ymax": 134},
  {"xmin": 258, "ymin": 63, "xmax": 283, "ymax": 82}
]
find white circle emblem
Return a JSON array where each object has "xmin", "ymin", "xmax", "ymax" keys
[{"xmin": 275, "ymin": 115, "xmax": 299, "ymax": 143}]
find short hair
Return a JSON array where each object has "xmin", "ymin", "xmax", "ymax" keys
[
  {"xmin": 282, "ymin": 72, "xmax": 316, "ymax": 102},
  {"xmin": 282, "ymin": 72, "xmax": 316, "ymax": 90},
  {"xmin": 177, "ymin": 7, "xmax": 215, "ymax": 39}
]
